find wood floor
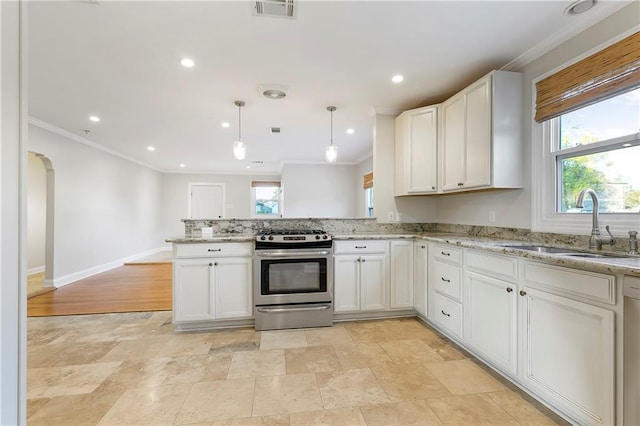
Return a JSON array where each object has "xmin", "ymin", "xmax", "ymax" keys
[{"xmin": 27, "ymin": 263, "xmax": 172, "ymax": 317}]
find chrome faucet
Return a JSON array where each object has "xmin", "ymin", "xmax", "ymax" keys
[{"xmin": 576, "ymin": 188, "xmax": 615, "ymax": 250}]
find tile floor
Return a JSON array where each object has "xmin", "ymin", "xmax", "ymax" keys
[{"xmin": 27, "ymin": 313, "xmax": 567, "ymax": 425}]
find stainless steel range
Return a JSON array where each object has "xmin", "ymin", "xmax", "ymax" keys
[{"xmin": 253, "ymin": 229, "xmax": 333, "ymax": 331}]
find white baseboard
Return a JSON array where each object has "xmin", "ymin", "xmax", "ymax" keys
[
  {"xmin": 27, "ymin": 265, "xmax": 45, "ymax": 276},
  {"xmin": 53, "ymin": 246, "xmax": 169, "ymax": 288}
]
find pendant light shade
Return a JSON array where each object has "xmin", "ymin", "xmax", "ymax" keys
[
  {"xmin": 233, "ymin": 101, "xmax": 246, "ymax": 160},
  {"xmin": 325, "ymin": 106, "xmax": 337, "ymax": 163}
]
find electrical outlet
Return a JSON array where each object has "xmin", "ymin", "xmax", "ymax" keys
[
  {"xmin": 388, "ymin": 211, "xmax": 394, "ymax": 221},
  {"xmin": 395, "ymin": 212, "xmax": 402, "ymax": 222},
  {"xmin": 489, "ymin": 210, "xmax": 496, "ymax": 223}
]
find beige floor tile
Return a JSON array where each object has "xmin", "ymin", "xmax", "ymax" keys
[
  {"xmin": 158, "ymin": 333, "xmax": 213, "ymax": 357},
  {"xmin": 27, "ymin": 361, "xmax": 121, "ymax": 398},
  {"xmin": 209, "ymin": 328, "xmax": 261, "ymax": 352},
  {"xmin": 26, "ymin": 398, "xmax": 50, "ymax": 420},
  {"xmin": 285, "ymin": 345, "xmax": 342, "ymax": 374},
  {"xmin": 304, "ymin": 325, "xmax": 354, "ymax": 346},
  {"xmin": 164, "ymin": 352, "xmax": 234, "ymax": 385},
  {"xmin": 27, "ymin": 327, "xmax": 69, "ymax": 346},
  {"xmin": 211, "ymin": 415, "xmax": 290, "ymax": 425},
  {"xmin": 97, "ymin": 336, "xmax": 169, "ymax": 361},
  {"xmin": 484, "ymin": 391, "xmax": 562, "ymax": 425},
  {"xmin": 253, "ymin": 373, "xmax": 323, "ymax": 417},
  {"xmin": 97, "ymin": 357, "xmax": 176, "ymax": 390},
  {"xmin": 386, "ymin": 319, "xmax": 445, "ymax": 341},
  {"xmin": 98, "ymin": 383, "xmax": 191, "ymax": 425},
  {"xmin": 260, "ymin": 330, "xmax": 308, "ymax": 350},
  {"xmin": 227, "ymin": 349, "xmax": 286, "ymax": 379},
  {"xmin": 27, "ymin": 387, "xmax": 123, "ymax": 426},
  {"xmin": 370, "ymin": 362, "xmax": 451, "ymax": 401},
  {"xmin": 175, "ymin": 379, "xmax": 255, "ymax": 424},
  {"xmin": 425, "ymin": 359, "xmax": 506, "ymax": 395},
  {"xmin": 360, "ymin": 399, "xmax": 444, "ymax": 426},
  {"xmin": 343, "ymin": 320, "xmax": 399, "ymax": 343},
  {"xmin": 289, "ymin": 406, "xmax": 367, "ymax": 426},
  {"xmin": 426, "ymin": 394, "xmax": 520, "ymax": 425},
  {"xmin": 379, "ymin": 339, "xmax": 445, "ymax": 365},
  {"xmin": 316, "ymin": 368, "xmax": 390, "ymax": 409},
  {"xmin": 333, "ymin": 342, "xmax": 394, "ymax": 370},
  {"xmin": 28, "ymin": 341, "xmax": 118, "ymax": 368},
  {"xmin": 423, "ymin": 339, "xmax": 469, "ymax": 361}
]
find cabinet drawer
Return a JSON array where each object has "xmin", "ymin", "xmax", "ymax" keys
[
  {"xmin": 433, "ymin": 244, "xmax": 462, "ymax": 265},
  {"xmin": 465, "ymin": 249, "xmax": 518, "ymax": 281},
  {"xmin": 174, "ymin": 242, "xmax": 252, "ymax": 258},
  {"xmin": 433, "ymin": 292, "xmax": 463, "ymax": 338},
  {"xmin": 433, "ymin": 261, "xmax": 462, "ymax": 301},
  {"xmin": 334, "ymin": 240, "xmax": 388, "ymax": 254},
  {"xmin": 523, "ymin": 261, "xmax": 615, "ymax": 305}
]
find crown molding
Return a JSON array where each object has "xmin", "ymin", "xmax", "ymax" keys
[
  {"xmin": 28, "ymin": 116, "xmax": 161, "ymax": 172},
  {"xmin": 502, "ymin": 1, "xmax": 632, "ymax": 71},
  {"xmin": 369, "ymin": 106, "xmax": 402, "ymax": 116}
]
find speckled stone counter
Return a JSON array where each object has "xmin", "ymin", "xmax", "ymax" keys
[{"xmin": 166, "ymin": 234, "xmax": 255, "ymax": 244}]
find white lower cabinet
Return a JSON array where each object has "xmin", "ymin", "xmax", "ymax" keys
[
  {"xmin": 390, "ymin": 240, "xmax": 414, "ymax": 309},
  {"xmin": 173, "ymin": 242, "xmax": 253, "ymax": 324},
  {"xmin": 464, "ymin": 271, "xmax": 517, "ymax": 375},
  {"xmin": 432, "ymin": 291, "xmax": 462, "ymax": 338},
  {"xmin": 519, "ymin": 286, "xmax": 614, "ymax": 425},
  {"xmin": 413, "ymin": 242, "xmax": 428, "ymax": 316}
]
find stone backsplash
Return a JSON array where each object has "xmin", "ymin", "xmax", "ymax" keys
[{"xmin": 181, "ymin": 218, "xmax": 635, "ymax": 254}]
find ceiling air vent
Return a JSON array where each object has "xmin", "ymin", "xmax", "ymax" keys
[
  {"xmin": 253, "ymin": 0, "xmax": 295, "ymax": 19},
  {"xmin": 270, "ymin": 127, "xmax": 281, "ymax": 134}
]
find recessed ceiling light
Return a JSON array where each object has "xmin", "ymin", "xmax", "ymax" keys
[
  {"xmin": 147, "ymin": 146, "xmax": 156, "ymax": 152},
  {"xmin": 221, "ymin": 122, "xmax": 230, "ymax": 128},
  {"xmin": 246, "ymin": 165, "xmax": 251, "ymax": 169},
  {"xmin": 180, "ymin": 58, "xmax": 195, "ymax": 68},
  {"xmin": 89, "ymin": 115, "xmax": 100, "ymax": 122},
  {"xmin": 564, "ymin": 0, "xmax": 595, "ymax": 15},
  {"xmin": 346, "ymin": 128, "xmax": 355, "ymax": 135},
  {"xmin": 392, "ymin": 75, "xmax": 404, "ymax": 84},
  {"xmin": 179, "ymin": 163, "xmax": 186, "ymax": 168}
]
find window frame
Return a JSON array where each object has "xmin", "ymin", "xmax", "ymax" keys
[
  {"xmin": 532, "ymin": 30, "xmax": 640, "ymax": 236},
  {"xmin": 250, "ymin": 182, "xmax": 282, "ymax": 219}
]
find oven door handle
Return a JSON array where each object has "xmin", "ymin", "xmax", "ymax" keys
[
  {"xmin": 256, "ymin": 250, "xmax": 331, "ymax": 257},
  {"xmin": 256, "ymin": 304, "xmax": 332, "ymax": 313}
]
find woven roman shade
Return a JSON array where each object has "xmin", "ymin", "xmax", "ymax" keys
[
  {"xmin": 535, "ymin": 31, "xmax": 640, "ymax": 122},
  {"xmin": 363, "ymin": 172, "xmax": 373, "ymax": 189},
  {"xmin": 251, "ymin": 181, "xmax": 280, "ymax": 187}
]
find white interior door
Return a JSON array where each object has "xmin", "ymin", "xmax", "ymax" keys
[{"xmin": 189, "ymin": 183, "xmax": 225, "ymax": 219}]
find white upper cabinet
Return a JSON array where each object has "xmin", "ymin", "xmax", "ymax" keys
[
  {"xmin": 440, "ymin": 70, "xmax": 523, "ymax": 193},
  {"xmin": 395, "ymin": 105, "xmax": 439, "ymax": 195}
]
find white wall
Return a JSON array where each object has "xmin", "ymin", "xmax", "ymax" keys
[
  {"xmin": 281, "ymin": 163, "xmax": 361, "ymax": 218},
  {"xmin": 27, "ymin": 152, "xmax": 46, "ymax": 272},
  {"xmin": 161, "ymin": 172, "xmax": 281, "ymax": 236},
  {"xmin": 356, "ymin": 156, "xmax": 373, "ymax": 217},
  {"xmin": 28, "ymin": 124, "xmax": 164, "ymax": 282},
  {"xmin": 373, "ymin": 114, "xmax": 439, "ymax": 223}
]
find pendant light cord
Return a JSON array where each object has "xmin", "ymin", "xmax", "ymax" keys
[{"xmin": 238, "ymin": 104, "xmax": 242, "ymax": 141}]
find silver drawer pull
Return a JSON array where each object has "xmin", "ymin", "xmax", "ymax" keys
[
  {"xmin": 208, "ymin": 248, "xmax": 222, "ymax": 252},
  {"xmin": 355, "ymin": 246, "xmax": 367, "ymax": 249},
  {"xmin": 256, "ymin": 305, "xmax": 331, "ymax": 313},
  {"xmin": 441, "ymin": 251, "xmax": 450, "ymax": 256},
  {"xmin": 441, "ymin": 310, "xmax": 451, "ymax": 317},
  {"xmin": 506, "ymin": 287, "xmax": 513, "ymax": 293},
  {"xmin": 441, "ymin": 277, "xmax": 450, "ymax": 283}
]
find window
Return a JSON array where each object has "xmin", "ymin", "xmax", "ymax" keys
[
  {"xmin": 363, "ymin": 171, "xmax": 373, "ymax": 217},
  {"xmin": 554, "ymin": 88, "xmax": 640, "ymax": 214},
  {"xmin": 251, "ymin": 181, "xmax": 281, "ymax": 218}
]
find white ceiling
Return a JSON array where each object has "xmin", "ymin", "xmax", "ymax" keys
[{"xmin": 27, "ymin": 0, "xmax": 629, "ymax": 174}]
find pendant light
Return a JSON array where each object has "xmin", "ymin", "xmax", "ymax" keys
[
  {"xmin": 233, "ymin": 100, "xmax": 246, "ymax": 160},
  {"xmin": 325, "ymin": 106, "xmax": 337, "ymax": 163}
]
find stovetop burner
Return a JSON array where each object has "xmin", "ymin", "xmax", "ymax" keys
[
  {"xmin": 255, "ymin": 229, "xmax": 332, "ymax": 246},
  {"xmin": 258, "ymin": 229, "xmax": 326, "ymax": 236}
]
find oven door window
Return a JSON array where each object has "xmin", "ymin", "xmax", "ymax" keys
[{"xmin": 261, "ymin": 258, "xmax": 327, "ymax": 294}]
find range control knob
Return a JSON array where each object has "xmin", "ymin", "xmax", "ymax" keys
[
  {"xmin": 322, "ymin": 234, "xmax": 328, "ymax": 239},
  {"xmin": 315, "ymin": 235, "xmax": 321, "ymax": 240},
  {"xmin": 268, "ymin": 236, "xmax": 274, "ymax": 241},
  {"xmin": 260, "ymin": 236, "xmax": 266, "ymax": 241}
]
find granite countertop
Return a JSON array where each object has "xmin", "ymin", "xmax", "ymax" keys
[{"xmin": 169, "ymin": 232, "xmax": 640, "ymax": 277}]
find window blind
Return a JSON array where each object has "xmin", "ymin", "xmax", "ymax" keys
[
  {"xmin": 534, "ymin": 31, "xmax": 640, "ymax": 123},
  {"xmin": 251, "ymin": 181, "xmax": 281, "ymax": 187},
  {"xmin": 363, "ymin": 172, "xmax": 373, "ymax": 189}
]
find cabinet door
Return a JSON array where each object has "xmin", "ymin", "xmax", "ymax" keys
[
  {"xmin": 407, "ymin": 107, "xmax": 438, "ymax": 193},
  {"xmin": 173, "ymin": 259, "xmax": 215, "ymax": 322},
  {"xmin": 390, "ymin": 241, "xmax": 414, "ymax": 309},
  {"xmin": 413, "ymin": 242, "xmax": 428, "ymax": 316},
  {"xmin": 360, "ymin": 254, "xmax": 388, "ymax": 311},
  {"xmin": 334, "ymin": 255, "xmax": 361, "ymax": 313},
  {"xmin": 214, "ymin": 256, "xmax": 253, "ymax": 319},
  {"xmin": 464, "ymin": 77, "xmax": 491, "ymax": 189},
  {"xmin": 441, "ymin": 94, "xmax": 466, "ymax": 191},
  {"xmin": 520, "ymin": 287, "xmax": 614, "ymax": 425},
  {"xmin": 464, "ymin": 271, "xmax": 517, "ymax": 375}
]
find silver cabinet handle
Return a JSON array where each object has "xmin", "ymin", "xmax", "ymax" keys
[
  {"xmin": 421, "ymin": 245, "xmax": 426, "ymax": 249},
  {"xmin": 208, "ymin": 262, "xmax": 213, "ymax": 267},
  {"xmin": 361, "ymin": 258, "xmax": 366, "ymax": 262},
  {"xmin": 457, "ymin": 182, "xmax": 464, "ymax": 187},
  {"xmin": 506, "ymin": 287, "xmax": 513, "ymax": 293},
  {"xmin": 355, "ymin": 246, "xmax": 367, "ymax": 249},
  {"xmin": 441, "ymin": 277, "xmax": 451, "ymax": 283},
  {"xmin": 208, "ymin": 248, "xmax": 222, "ymax": 252},
  {"xmin": 256, "ymin": 305, "xmax": 331, "ymax": 313},
  {"xmin": 520, "ymin": 290, "xmax": 527, "ymax": 296},
  {"xmin": 441, "ymin": 310, "xmax": 451, "ymax": 317},
  {"xmin": 441, "ymin": 251, "xmax": 450, "ymax": 256}
]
